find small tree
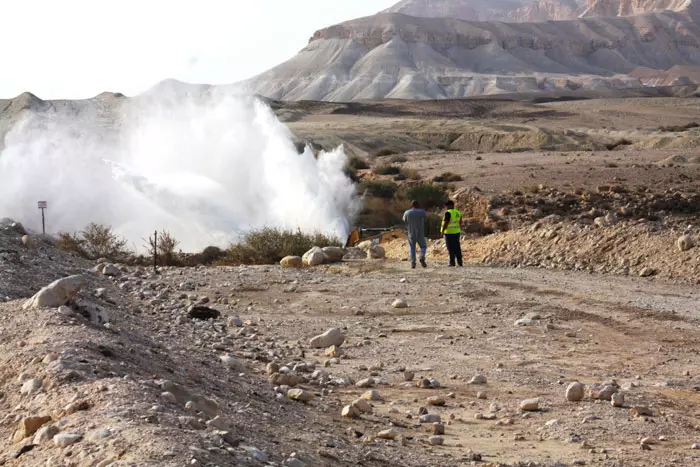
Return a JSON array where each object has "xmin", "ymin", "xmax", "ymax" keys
[
  {"xmin": 80, "ymin": 223, "xmax": 130, "ymax": 260},
  {"xmin": 144, "ymin": 230, "xmax": 180, "ymax": 266},
  {"xmin": 405, "ymin": 184, "xmax": 448, "ymax": 210}
]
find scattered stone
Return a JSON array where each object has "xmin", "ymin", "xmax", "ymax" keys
[
  {"xmin": 20, "ymin": 379, "xmax": 42, "ymax": 395},
  {"xmin": 420, "ymin": 414, "xmax": 441, "ymax": 424},
  {"xmin": 588, "ymin": 383, "xmax": 618, "ymax": 400},
  {"xmin": 13, "ymin": 416, "xmax": 52, "ymax": 442},
  {"xmin": 639, "ymin": 267, "xmax": 656, "ymax": 278},
  {"xmin": 22, "ymin": 275, "xmax": 85, "ymax": 310},
  {"xmin": 64, "ymin": 400, "xmax": 90, "ymax": 414},
  {"xmin": 287, "ymin": 389, "xmax": 314, "ymax": 402},
  {"xmin": 367, "ymin": 245, "xmax": 386, "ymax": 259},
  {"xmin": 515, "ymin": 318, "xmax": 538, "ymax": 326},
  {"xmin": 520, "ymin": 399, "xmax": 540, "ymax": 412},
  {"xmin": 392, "ymin": 299, "xmax": 408, "ymax": 309},
  {"xmin": 227, "ymin": 316, "xmax": 244, "ymax": 327},
  {"xmin": 611, "ymin": 392, "xmax": 625, "ymax": 408},
  {"xmin": 322, "ymin": 247, "xmax": 346, "ymax": 263},
  {"xmin": 21, "ymin": 235, "xmax": 35, "ymax": 248},
  {"xmin": 356, "ymin": 378, "xmax": 375, "ymax": 388},
  {"xmin": 477, "ymin": 392, "xmax": 487, "ymax": 400},
  {"xmin": 325, "ymin": 345, "xmax": 343, "ymax": 358},
  {"xmin": 630, "ymin": 406, "xmax": 653, "ymax": 417},
  {"xmin": 433, "ymin": 423, "xmax": 445, "ymax": 435},
  {"xmin": 468, "ymin": 374, "xmax": 487, "ymax": 385},
  {"xmin": 361, "ymin": 390, "xmax": 381, "ymax": 401},
  {"xmin": 352, "ymin": 398, "xmax": 372, "ymax": 413},
  {"xmin": 33, "ymin": 424, "xmax": 59, "ymax": 444},
  {"xmin": 404, "ymin": 371, "xmax": 415, "ymax": 382},
  {"xmin": 102, "ymin": 264, "xmax": 120, "ymax": 276},
  {"xmin": 53, "ymin": 433, "xmax": 82, "ymax": 447},
  {"xmin": 566, "ymin": 382, "xmax": 585, "ymax": 402},
  {"xmin": 426, "ymin": 396, "xmax": 446, "ymax": 406},
  {"xmin": 341, "ymin": 405, "xmax": 360, "ymax": 418},
  {"xmin": 376, "ymin": 428, "xmax": 399, "ymax": 440},
  {"xmin": 302, "ymin": 247, "xmax": 327, "ymax": 267},
  {"xmin": 641, "ymin": 437, "xmax": 655, "ymax": 446},
  {"xmin": 428, "ymin": 436, "xmax": 444, "ymax": 446},
  {"xmin": 678, "ymin": 235, "xmax": 695, "ymax": 252},
  {"xmin": 267, "ymin": 363, "xmax": 280, "ymax": 375},
  {"xmin": 691, "ymin": 444, "xmax": 700, "ymax": 450},
  {"xmin": 280, "ymin": 256, "xmax": 303, "ymax": 268},
  {"xmin": 188, "ymin": 306, "xmax": 220, "ymax": 320},
  {"xmin": 309, "ymin": 328, "xmax": 345, "ymax": 348}
]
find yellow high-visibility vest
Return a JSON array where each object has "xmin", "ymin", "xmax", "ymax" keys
[{"xmin": 444, "ymin": 208, "xmax": 462, "ymax": 234}]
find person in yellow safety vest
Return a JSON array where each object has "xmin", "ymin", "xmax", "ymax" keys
[{"xmin": 440, "ymin": 200, "xmax": 463, "ymax": 267}]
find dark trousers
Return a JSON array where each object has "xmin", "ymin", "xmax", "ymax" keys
[{"xmin": 445, "ymin": 233, "xmax": 462, "ymax": 266}]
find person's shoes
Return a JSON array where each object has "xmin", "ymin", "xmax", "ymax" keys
[
  {"xmin": 420, "ymin": 258, "xmax": 427, "ymax": 268},
  {"xmin": 411, "ymin": 262, "xmax": 416, "ymax": 269},
  {"xmin": 458, "ymin": 262, "xmax": 463, "ymax": 267},
  {"xmin": 448, "ymin": 263, "xmax": 455, "ymax": 267}
]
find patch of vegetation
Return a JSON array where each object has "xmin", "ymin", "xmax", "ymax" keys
[
  {"xmin": 225, "ymin": 228, "xmax": 340, "ymax": 265},
  {"xmin": 432, "ymin": 172, "xmax": 463, "ymax": 183},
  {"xmin": 359, "ymin": 180, "xmax": 398, "ymax": 199},
  {"xmin": 374, "ymin": 147, "xmax": 398, "ymax": 158},
  {"xmin": 605, "ymin": 139, "xmax": 632, "ymax": 151},
  {"xmin": 389, "ymin": 155, "xmax": 408, "ymax": 163},
  {"xmin": 404, "ymin": 184, "xmax": 448, "ymax": 210},
  {"xmin": 57, "ymin": 223, "xmax": 132, "ymax": 261},
  {"xmin": 373, "ymin": 165, "xmax": 402, "ymax": 176},
  {"xmin": 346, "ymin": 155, "xmax": 369, "ymax": 170},
  {"xmin": 355, "ymin": 198, "xmax": 405, "ymax": 228},
  {"xmin": 144, "ymin": 230, "xmax": 180, "ymax": 266},
  {"xmin": 658, "ymin": 122, "xmax": 699, "ymax": 132}
]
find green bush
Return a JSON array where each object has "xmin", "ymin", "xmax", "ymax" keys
[
  {"xmin": 57, "ymin": 223, "xmax": 132, "ymax": 261},
  {"xmin": 433, "ymin": 172, "xmax": 463, "ymax": 183},
  {"xmin": 389, "ymin": 155, "xmax": 408, "ymax": 163},
  {"xmin": 355, "ymin": 198, "xmax": 405, "ymax": 228},
  {"xmin": 347, "ymin": 155, "xmax": 369, "ymax": 170},
  {"xmin": 405, "ymin": 184, "xmax": 448, "ymax": 210},
  {"xmin": 225, "ymin": 228, "xmax": 340, "ymax": 265},
  {"xmin": 373, "ymin": 165, "xmax": 401, "ymax": 176},
  {"xmin": 359, "ymin": 180, "xmax": 398, "ymax": 199},
  {"xmin": 374, "ymin": 148, "xmax": 398, "ymax": 158}
]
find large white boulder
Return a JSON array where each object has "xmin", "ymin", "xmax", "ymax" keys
[
  {"xmin": 23, "ymin": 275, "xmax": 85, "ymax": 310},
  {"xmin": 309, "ymin": 328, "xmax": 345, "ymax": 348},
  {"xmin": 280, "ymin": 256, "xmax": 303, "ymax": 268},
  {"xmin": 302, "ymin": 247, "xmax": 327, "ymax": 266},
  {"xmin": 322, "ymin": 247, "xmax": 345, "ymax": 263}
]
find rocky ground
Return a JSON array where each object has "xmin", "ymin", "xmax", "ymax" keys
[{"xmin": 4, "ymin": 219, "xmax": 700, "ymax": 467}]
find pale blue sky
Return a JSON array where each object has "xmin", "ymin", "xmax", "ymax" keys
[{"xmin": 2, "ymin": 0, "xmax": 397, "ymax": 99}]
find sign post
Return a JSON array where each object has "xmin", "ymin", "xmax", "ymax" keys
[{"xmin": 37, "ymin": 201, "xmax": 47, "ymax": 235}]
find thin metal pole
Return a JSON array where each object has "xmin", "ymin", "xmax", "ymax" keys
[
  {"xmin": 153, "ymin": 230, "xmax": 158, "ymax": 274},
  {"xmin": 41, "ymin": 208, "xmax": 45, "ymax": 235}
]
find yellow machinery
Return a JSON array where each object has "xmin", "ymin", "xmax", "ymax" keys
[{"xmin": 345, "ymin": 228, "xmax": 407, "ymax": 248}]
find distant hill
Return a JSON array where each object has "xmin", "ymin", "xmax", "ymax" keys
[{"xmin": 245, "ymin": 10, "xmax": 700, "ymax": 101}]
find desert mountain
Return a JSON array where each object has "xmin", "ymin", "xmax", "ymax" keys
[
  {"xmin": 383, "ymin": 0, "xmax": 696, "ymax": 22},
  {"xmin": 246, "ymin": 9, "xmax": 700, "ymax": 101}
]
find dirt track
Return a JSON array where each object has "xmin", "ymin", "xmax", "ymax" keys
[{"xmin": 4, "ymin": 219, "xmax": 700, "ymax": 466}]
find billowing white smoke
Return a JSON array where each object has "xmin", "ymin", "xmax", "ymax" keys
[{"xmin": 0, "ymin": 87, "xmax": 360, "ymax": 251}]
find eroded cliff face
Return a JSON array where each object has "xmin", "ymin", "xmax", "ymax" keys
[{"xmin": 384, "ymin": 0, "xmax": 696, "ymax": 22}]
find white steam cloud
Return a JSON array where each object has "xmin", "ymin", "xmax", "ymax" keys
[{"xmin": 0, "ymin": 87, "xmax": 360, "ymax": 251}]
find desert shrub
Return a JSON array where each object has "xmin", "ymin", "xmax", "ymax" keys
[
  {"xmin": 374, "ymin": 147, "xmax": 398, "ymax": 158},
  {"xmin": 393, "ymin": 173, "xmax": 407, "ymax": 181},
  {"xmin": 144, "ymin": 230, "xmax": 180, "ymax": 266},
  {"xmin": 201, "ymin": 246, "xmax": 226, "ymax": 264},
  {"xmin": 347, "ymin": 155, "xmax": 369, "ymax": 170},
  {"xmin": 373, "ymin": 165, "xmax": 401, "ymax": 176},
  {"xmin": 359, "ymin": 180, "xmax": 398, "ymax": 199},
  {"xmin": 57, "ymin": 223, "xmax": 132, "ymax": 261},
  {"xmin": 225, "ymin": 228, "xmax": 340, "ymax": 265},
  {"xmin": 402, "ymin": 168, "xmax": 422, "ymax": 180},
  {"xmin": 605, "ymin": 139, "xmax": 632, "ymax": 150},
  {"xmin": 80, "ymin": 223, "xmax": 131, "ymax": 260},
  {"xmin": 355, "ymin": 198, "xmax": 405, "ymax": 228},
  {"xmin": 658, "ymin": 122, "xmax": 699, "ymax": 132},
  {"xmin": 389, "ymin": 154, "xmax": 408, "ymax": 163},
  {"xmin": 56, "ymin": 232, "xmax": 87, "ymax": 257},
  {"xmin": 404, "ymin": 184, "xmax": 447, "ymax": 210},
  {"xmin": 433, "ymin": 172, "xmax": 463, "ymax": 183}
]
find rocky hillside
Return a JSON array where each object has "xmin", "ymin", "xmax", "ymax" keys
[
  {"xmin": 247, "ymin": 11, "xmax": 700, "ymax": 101},
  {"xmin": 384, "ymin": 0, "xmax": 697, "ymax": 22}
]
